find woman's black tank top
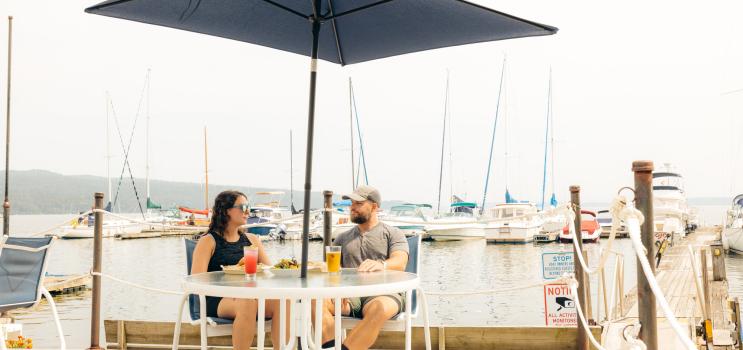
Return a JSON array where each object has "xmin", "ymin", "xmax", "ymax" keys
[{"xmin": 207, "ymin": 232, "xmax": 252, "ymax": 272}]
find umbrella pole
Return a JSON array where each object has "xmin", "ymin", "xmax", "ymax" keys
[{"xmin": 301, "ymin": 14, "xmax": 321, "ymax": 279}]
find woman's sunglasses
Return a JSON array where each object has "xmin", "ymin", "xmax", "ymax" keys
[{"xmin": 231, "ymin": 203, "xmax": 250, "ymax": 213}]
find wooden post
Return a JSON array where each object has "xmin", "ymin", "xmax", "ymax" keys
[
  {"xmin": 734, "ymin": 297, "xmax": 742, "ymax": 350},
  {"xmin": 570, "ymin": 185, "xmax": 588, "ymax": 350},
  {"xmin": 701, "ymin": 248, "xmax": 714, "ymax": 346},
  {"xmin": 438, "ymin": 327, "xmax": 446, "ymax": 350},
  {"xmin": 711, "ymin": 243, "xmax": 726, "ymax": 281},
  {"xmin": 633, "ymin": 160, "xmax": 658, "ymax": 350},
  {"xmin": 89, "ymin": 192, "xmax": 104, "ymax": 350},
  {"xmin": 323, "ymin": 190, "xmax": 333, "ymax": 256}
]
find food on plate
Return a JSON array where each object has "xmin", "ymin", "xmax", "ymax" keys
[{"xmin": 273, "ymin": 258, "xmax": 300, "ymax": 270}]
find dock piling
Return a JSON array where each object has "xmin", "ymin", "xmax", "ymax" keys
[
  {"xmin": 712, "ymin": 243, "xmax": 726, "ymax": 281},
  {"xmin": 323, "ymin": 190, "xmax": 333, "ymax": 257},
  {"xmin": 632, "ymin": 160, "xmax": 658, "ymax": 350},
  {"xmin": 570, "ymin": 185, "xmax": 588, "ymax": 350},
  {"xmin": 89, "ymin": 192, "xmax": 104, "ymax": 350}
]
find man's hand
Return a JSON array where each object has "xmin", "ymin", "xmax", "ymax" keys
[{"xmin": 357, "ymin": 259, "xmax": 384, "ymax": 272}]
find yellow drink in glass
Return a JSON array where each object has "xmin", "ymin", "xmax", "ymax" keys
[{"xmin": 326, "ymin": 246, "xmax": 341, "ymax": 273}]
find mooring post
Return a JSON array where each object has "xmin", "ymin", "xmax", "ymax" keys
[
  {"xmin": 711, "ymin": 243, "xmax": 726, "ymax": 281},
  {"xmin": 89, "ymin": 192, "xmax": 104, "ymax": 350},
  {"xmin": 633, "ymin": 160, "xmax": 658, "ymax": 350},
  {"xmin": 570, "ymin": 185, "xmax": 588, "ymax": 350},
  {"xmin": 323, "ymin": 190, "xmax": 333, "ymax": 256}
]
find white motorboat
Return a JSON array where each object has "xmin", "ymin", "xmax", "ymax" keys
[
  {"xmin": 51, "ymin": 218, "xmax": 143, "ymax": 239},
  {"xmin": 482, "ymin": 203, "xmax": 542, "ymax": 243},
  {"xmin": 426, "ymin": 202, "xmax": 484, "ymax": 241},
  {"xmin": 382, "ymin": 203, "xmax": 433, "ymax": 237},
  {"xmin": 723, "ymin": 194, "xmax": 743, "ymax": 254},
  {"xmin": 652, "ymin": 163, "xmax": 692, "ymax": 238}
]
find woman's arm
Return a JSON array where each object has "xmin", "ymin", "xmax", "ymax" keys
[
  {"xmin": 246, "ymin": 233, "xmax": 272, "ymax": 266},
  {"xmin": 191, "ymin": 235, "xmax": 216, "ymax": 274}
]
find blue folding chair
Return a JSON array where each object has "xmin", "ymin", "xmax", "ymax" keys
[
  {"xmin": 339, "ymin": 234, "xmax": 431, "ymax": 350},
  {"xmin": 0, "ymin": 236, "xmax": 65, "ymax": 350},
  {"xmin": 172, "ymin": 238, "xmax": 271, "ymax": 350}
]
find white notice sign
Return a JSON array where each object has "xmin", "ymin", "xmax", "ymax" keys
[
  {"xmin": 541, "ymin": 252, "xmax": 574, "ymax": 280},
  {"xmin": 543, "ymin": 283, "xmax": 577, "ymax": 326}
]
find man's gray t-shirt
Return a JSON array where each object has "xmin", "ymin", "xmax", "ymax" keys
[{"xmin": 333, "ymin": 222, "xmax": 409, "ymax": 268}]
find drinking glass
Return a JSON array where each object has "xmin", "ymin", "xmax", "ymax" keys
[
  {"xmin": 243, "ymin": 246, "xmax": 259, "ymax": 280},
  {"xmin": 326, "ymin": 246, "xmax": 341, "ymax": 274}
]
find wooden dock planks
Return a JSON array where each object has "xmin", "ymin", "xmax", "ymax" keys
[{"xmin": 616, "ymin": 228, "xmax": 737, "ymax": 349}]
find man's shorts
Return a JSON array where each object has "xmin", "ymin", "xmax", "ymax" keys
[{"xmin": 346, "ymin": 293, "xmax": 405, "ymax": 318}]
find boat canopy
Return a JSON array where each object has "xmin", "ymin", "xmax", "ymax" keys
[
  {"xmin": 653, "ymin": 185, "xmax": 681, "ymax": 191},
  {"xmin": 333, "ymin": 200, "xmax": 351, "ymax": 207},
  {"xmin": 450, "ymin": 202, "xmax": 477, "ymax": 208},
  {"xmin": 403, "ymin": 203, "xmax": 433, "ymax": 208},
  {"xmin": 255, "ymin": 191, "xmax": 285, "ymax": 195},
  {"xmin": 652, "ymin": 172, "xmax": 682, "ymax": 178},
  {"xmin": 734, "ymin": 194, "xmax": 743, "ymax": 206}
]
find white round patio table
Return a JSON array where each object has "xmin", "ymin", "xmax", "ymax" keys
[{"xmin": 175, "ymin": 268, "xmax": 419, "ymax": 350}]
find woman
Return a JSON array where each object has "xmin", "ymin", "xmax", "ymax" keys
[{"xmin": 191, "ymin": 190, "xmax": 289, "ymax": 349}]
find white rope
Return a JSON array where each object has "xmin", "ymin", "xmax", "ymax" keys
[
  {"xmin": 90, "ymin": 271, "xmax": 184, "ymax": 296},
  {"xmin": 567, "ymin": 277, "xmax": 608, "ymax": 350},
  {"xmin": 623, "ymin": 204, "xmax": 697, "ymax": 350},
  {"xmin": 27, "ymin": 210, "xmax": 95, "ymax": 237},
  {"xmin": 424, "ymin": 277, "xmax": 573, "ymax": 296},
  {"xmin": 566, "ymin": 198, "xmax": 623, "ymax": 276},
  {"xmin": 95, "ymin": 209, "xmax": 321, "ymax": 230}
]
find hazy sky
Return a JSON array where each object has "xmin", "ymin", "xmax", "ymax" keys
[{"xmin": 0, "ymin": 0, "xmax": 742, "ymax": 207}]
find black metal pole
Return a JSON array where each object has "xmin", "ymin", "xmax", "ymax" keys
[
  {"xmin": 323, "ymin": 190, "xmax": 333, "ymax": 258},
  {"xmin": 3, "ymin": 16, "xmax": 12, "ymax": 237},
  {"xmin": 301, "ymin": 4, "xmax": 321, "ymax": 279}
]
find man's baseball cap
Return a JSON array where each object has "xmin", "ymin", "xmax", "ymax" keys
[{"xmin": 342, "ymin": 185, "xmax": 381, "ymax": 204}]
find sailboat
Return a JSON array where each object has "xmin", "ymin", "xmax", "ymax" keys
[
  {"xmin": 536, "ymin": 69, "xmax": 565, "ymax": 242},
  {"xmin": 425, "ymin": 72, "xmax": 484, "ymax": 241},
  {"xmin": 177, "ymin": 127, "xmax": 211, "ymax": 227},
  {"xmin": 141, "ymin": 71, "xmax": 187, "ymax": 231},
  {"xmin": 52, "ymin": 93, "xmax": 144, "ymax": 238},
  {"xmin": 478, "ymin": 57, "xmax": 542, "ymax": 244}
]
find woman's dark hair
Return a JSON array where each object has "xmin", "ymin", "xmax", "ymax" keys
[{"xmin": 208, "ymin": 190, "xmax": 247, "ymax": 236}]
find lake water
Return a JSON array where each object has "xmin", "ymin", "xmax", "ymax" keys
[{"xmin": 6, "ymin": 206, "xmax": 741, "ymax": 349}]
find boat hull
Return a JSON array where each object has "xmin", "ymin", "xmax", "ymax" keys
[
  {"xmin": 723, "ymin": 227, "xmax": 743, "ymax": 254},
  {"xmin": 426, "ymin": 225, "xmax": 484, "ymax": 241},
  {"xmin": 484, "ymin": 225, "xmax": 540, "ymax": 244}
]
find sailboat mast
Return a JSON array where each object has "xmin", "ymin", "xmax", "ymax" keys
[
  {"xmin": 106, "ymin": 93, "xmax": 112, "ymax": 204},
  {"xmin": 290, "ymin": 130, "xmax": 294, "ymax": 207},
  {"xmin": 540, "ymin": 68, "xmax": 552, "ymax": 210},
  {"xmin": 351, "ymin": 82, "xmax": 369, "ymax": 185},
  {"xmin": 145, "ymin": 69, "xmax": 151, "ymax": 202},
  {"xmin": 349, "ymin": 77, "xmax": 355, "ymax": 190},
  {"xmin": 204, "ymin": 126, "xmax": 209, "ymax": 215},
  {"xmin": 480, "ymin": 57, "xmax": 506, "ymax": 213},
  {"xmin": 436, "ymin": 72, "xmax": 449, "ymax": 213},
  {"xmin": 550, "ymin": 72, "xmax": 556, "ymax": 198}
]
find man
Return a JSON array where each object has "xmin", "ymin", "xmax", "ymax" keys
[{"xmin": 317, "ymin": 185, "xmax": 409, "ymax": 350}]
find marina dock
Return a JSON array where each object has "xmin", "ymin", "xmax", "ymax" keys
[
  {"xmin": 43, "ymin": 274, "xmax": 91, "ymax": 295},
  {"xmin": 97, "ymin": 226, "xmax": 743, "ymax": 349},
  {"xmin": 604, "ymin": 227, "xmax": 740, "ymax": 349}
]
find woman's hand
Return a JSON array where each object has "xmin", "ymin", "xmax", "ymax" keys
[{"xmin": 237, "ymin": 257, "xmax": 245, "ymax": 266}]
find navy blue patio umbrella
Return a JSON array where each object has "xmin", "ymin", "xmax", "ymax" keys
[{"xmin": 85, "ymin": 0, "xmax": 557, "ymax": 278}]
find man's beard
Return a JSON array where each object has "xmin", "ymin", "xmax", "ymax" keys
[{"xmin": 351, "ymin": 213, "xmax": 368, "ymax": 225}]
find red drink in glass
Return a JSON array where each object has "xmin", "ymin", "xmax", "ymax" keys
[{"xmin": 243, "ymin": 247, "xmax": 259, "ymax": 279}]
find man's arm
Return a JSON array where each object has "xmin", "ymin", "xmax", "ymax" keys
[{"xmin": 357, "ymin": 250, "xmax": 408, "ymax": 272}]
